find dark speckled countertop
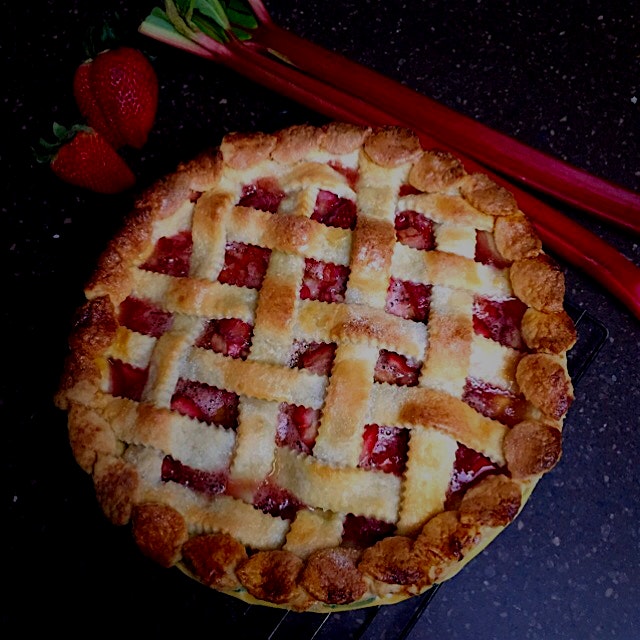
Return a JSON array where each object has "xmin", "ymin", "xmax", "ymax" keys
[{"xmin": 4, "ymin": 1, "xmax": 639, "ymax": 638}]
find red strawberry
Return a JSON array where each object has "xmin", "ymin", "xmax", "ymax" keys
[
  {"xmin": 39, "ymin": 123, "xmax": 135, "ymax": 194},
  {"xmin": 73, "ymin": 46, "xmax": 158, "ymax": 149}
]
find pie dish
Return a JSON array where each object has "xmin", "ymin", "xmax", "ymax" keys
[{"xmin": 55, "ymin": 123, "xmax": 576, "ymax": 612}]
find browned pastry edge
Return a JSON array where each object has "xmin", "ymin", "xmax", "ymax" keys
[{"xmin": 54, "ymin": 122, "xmax": 577, "ymax": 612}]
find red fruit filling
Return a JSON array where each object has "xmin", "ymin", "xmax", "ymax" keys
[
  {"xmin": 196, "ymin": 318, "xmax": 253, "ymax": 359},
  {"xmin": 374, "ymin": 350, "xmax": 421, "ymax": 386},
  {"xmin": 341, "ymin": 514, "xmax": 396, "ymax": 549},
  {"xmin": 475, "ymin": 230, "xmax": 510, "ymax": 268},
  {"xmin": 311, "ymin": 189, "xmax": 357, "ymax": 230},
  {"xmin": 398, "ymin": 183, "xmax": 422, "ymax": 197},
  {"xmin": 473, "ymin": 296, "xmax": 527, "ymax": 350},
  {"xmin": 276, "ymin": 403, "xmax": 320, "ymax": 455},
  {"xmin": 394, "ymin": 210, "xmax": 436, "ymax": 250},
  {"xmin": 109, "ymin": 359, "xmax": 148, "ymax": 401},
  {"xmin": 217, "ymin": 242, "xmax": 271, "ymax": 289},
  {"xmin": 237, "ymin": 177, "xmax": 285, "ymax": 213},
  {"xmin": 360, "ymin": 424, "xmax": 409, "ymax": 476},
  {"xmin": 290, "ymin": 341, "xmax": 337, "ymax": 376},
  {"xmin": 253, "ymin": 482, "xmax": 305, "ymax": 521},
  {"xmin": 170, "ymin": 378, "xmax": 239, "ymax": 428},
  {"xmin": 140, "ymin": 230, "xmax": 193, "ymax": 277},
  {"xmin": 463, "ymin": 377, "xmax": 527, "ymax": 427},
  {"xmin": 385, "ymin": 278, "xmax": 431, "ymax": 322},
  {"xmin": 118, "ymin": 296, "xmax": 173, "ymax": 338},
  {"xmin": 161, "ymin": 455, "xmax": 227, "ymax": 496},
  {"xmin": 327, "ymin": 161, "xmax": 359, "ymax": 189},
  {"xmin": 446, "ymin": 443, "xmax": 498, "ymax": 506},
  {"xmin": 300, "ymin": 258, "xmax": 350, "ymax": 303}
]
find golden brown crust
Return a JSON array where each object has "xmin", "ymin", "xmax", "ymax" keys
[
  {"xmin": 459, "ymin": 475, "xmax": 522, "ymax": 527},
  {"xmin": 460, "ymin": 173, "xmax": 518, "ymax": 216},
  {"xmin": 320, "ymin": 121, "xmax": 371, "ymax": 154},
  {"xmin": 182, "ymin": 533, "xmax": 248, "ymax": 589},
  {"xmin": 414, "ymin": 511, "xmax": 480, "ymax": 563},
  {"xmin": 132, "ymin": 503, "xmax": 189, "ymax": 568},
  {"xmin": 221, "ymin": 131, "xmax": 277, "ymax": 169},
  {"xmin": 358, "ymin": 536, "xmax": 427, "ymax": 586},
  {"xmin": 494, "ymin": 213, "xmax": 542, "ymax": 262},
  {"xmin": 176, "ymin": 148, "xmax": 223, "ymax": 192},
  {"xmin": 93, "ymin": 456, "xmax": 138, "ymax": 526},
  {"xmin": 363, "ymin": 126, "xmax": 423, "ymax": 167},
  {"xmin": 271, "ymin": 124, "xmax": 323, "ymax": 164},
  {"xmin": 300, "ymin": 548, "xmax": 367, "ymax": 605},
  {"xmin": 237, "ymin": 550, "xmax": 304, "ymax": 605},
  {"xmin": 521, "ymin": 308, "xmax": 577, "ymax": 354},
  {"xmin": 510, "ymin": 255, "xmax": 566, "ymax": 313},
  {"xmin": 67, "ymin": 403, "xmax": 120, "ymax": 473},
  {"xmin": 516, "ymin": 353, "xmax": 574, "ymax": 420},
  {"xmin": 408, "ymin": 150, "xmax": 466, "ymax": 193},
  {"xmin": 504, "ymin": 420, "xmax": 563, "ymax": 479}
]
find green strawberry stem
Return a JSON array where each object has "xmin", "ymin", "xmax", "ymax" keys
[{"xmin": 35, "ymin": 123, "xmax": 93, "ymax": 164}]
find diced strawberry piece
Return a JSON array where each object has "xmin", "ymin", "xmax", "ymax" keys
[
  {"xmin": 118, "ymin": 296, "xmax": 173, "ymax": 338},
  {"xmin": 311, "ymin": 189, "xmax": 357, "ymax": 230},
  {"xmin": 140, "ymin": 230, "xmax": 193, "ymax": 277},
  {"xmin": 276, "ymin": 403, "xmax": 320, "ymax": 454},
  {"xmin": 109, "ymin": 359, "xmax": 148, "ymax": 401},
  {"xmin": 385, "ymin": 278, "xmax": 431, "ymax": 322},
  {"xmin": 253, "ymin": 482, "xmax": 305, "ymax": 521},
  {"xmin": 473, "ymin": 296, "xmax": 527, "ymax": 350},
  {"xmin": 341, "ymin": 514, "xmax": 396, "ymax": 548},
  {"xmin": 394, "ymin": 210, "xmax": 435, "ymax": 250},
  {"xmin": 170, "ymin": 378, "xmax": 239, "ymax": 428},
  {"xmin": 238, "ymin": 177, "xmax": 285, "ymax": 213},
  {"xmin": 398, "ymin": 183, "xmax": 421, "ymax": 197},
  {"xmin": 196, "ymin": 318, "xmax": 253, "ymax": 359},
  {"xmin": 360, "ymin": 424, "xmax": 409, "ymax": 476},
  {"xmin": 462, "ymin": 377, "xmax": 527, "ymax": 427},
  {"xmin": 290, "ymin": 341, "xmax": 336, "ymax": 375},
  {"xmin": 327, "ymin": 161, "xmax": 359, "ymax": 189},
  {"xmin": 475, "ymin": 230, "xmax": 511, "ymax": 268},
  {"xmin": 218, "ymin": 242, "xmax": 271, "ymax": 289},
  {"xmin": 374, "ymin": 350, "xmax": 421, "ymax": 386},
  {"xmin": 300, "ymin": 258, "xmax": 350, "ymax": 303},
  {"xmin": 161, "ymin": 455, "xmax": 227, "ymax": 496},
  {"xmin": 446, "ymin": 443, "xmax": 498, "ymax": 506}
]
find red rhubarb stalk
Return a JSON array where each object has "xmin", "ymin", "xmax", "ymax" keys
[
  {"xmin": 245, "ymin": 0, "xmax": 640, "ymax": 235},
  {"xmin": 138, "ymin": 2, "xmax": 640, "ymax": 320}
]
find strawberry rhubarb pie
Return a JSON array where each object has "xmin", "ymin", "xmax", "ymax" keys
[{"xmin": 55, "ymin": 123, "xmax": 576, "ymax": 611}]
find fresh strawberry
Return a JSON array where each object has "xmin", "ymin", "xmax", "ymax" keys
[
  {"xmin": 73, "ymin": 46, "xmax": 158, "ymax": 149},
  {"xmin": 39, "ymin": 123, "xmax": 135, "ymax": 194}
]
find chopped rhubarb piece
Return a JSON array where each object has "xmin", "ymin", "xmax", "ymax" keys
[
  {"xmin": 289, "ymin": 341, "xmax": 336, "ymax": 375},
  {"xmin": 140, "ymin": 230, "xmax": 193, "ymax": 277},
  {"xmin": 217, "ymin": 241, "xmax": 271, "ymax": 289},
  {"xmin": 463, "ymin": 377, "xmax": 527, "ymax": 427},
  {"xmin": 170, "ymin": 377, "xmax": 239, "ymax": 428},
  {"xmin": 196, "ymin": 318, "xmax": 253, "ymax": 359},
  {"xmin": 341, "ymin": 514, "xmax": 396, "ymax": 549},
  {"xmin": 475, "ymin": 230, "xmax": 511, "ymax": 268},
  {"xmin": 398, "ymin": 183, "xmax": 421, "ymax": 197},
  {"xmin": 327, "ymin": 161, "xmax": 358, "ymax": 189},
  {"xmin": 276, "ymin": 403, "xmax": 320, "ymax": 455},
  {"xmin": 374, "ymin": 350, "xmax": 421, "ymax": 386},
  {"xmin": 360, "ymin": 424, "xmax": 409, "ymax": 476},
  {"xmin": 161, "ymin": 455, "xmax": 227, "ymax": 496},
  {"xmin": 311, "ymin": 189, "xmax": 357, "ymax": 230},
  {"xmin": 109, "ymin": 359, "xmax": 148, "ymax": 401},
  {"xmin": 394, "ymin": 210, "xmax": 435, "ymax": 250},
  {"xmin": 237, "ymin": 177, "xmax": 285, "ymax": 213},
  {"xmin": 253, "ymin": 482, "xmax": 304, "ymax": 521},
  {"xmin": 300, "ymin": 258, "xmax": 350, "ymax": 303},
  {"xmin": 118, "ymin": 296, "xmax": 173, "ymax": 338},
  {"xmin": 473, "ymin": 296, "xmax": 527, "ymax": 350},
  {"xmin": 385, "ymin": 278, "xmax": 431, "ymax": 322},
  {"xmin": 446, "ymin": 443, "xmax": 498, "ymax": 506}
]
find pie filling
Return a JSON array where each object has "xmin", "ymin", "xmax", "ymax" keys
[{"xmin": 58, "ymin": 124, "xmax": 575, "ymax": 612}]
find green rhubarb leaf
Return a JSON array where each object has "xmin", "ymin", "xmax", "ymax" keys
[
  {"xmin": 164, "ymin": 0, "xmax": 197, "ymax": 39},
  {"xmin": 191, "ymin": 12, "xmax": 229, "ymax": 42},
  {"xmin": 195, "ymin": 0, "xmax": 231, "ymax": 30},
  {"xmin": 227, "ymin": 0, "xmax": 258, "ymax": 29}
]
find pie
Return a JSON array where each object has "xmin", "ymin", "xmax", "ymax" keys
[{"xmin": 55, "ymin": 123, "xmax": 577, "ymax": 612}]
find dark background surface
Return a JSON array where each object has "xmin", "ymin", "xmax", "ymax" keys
[{"xmin": 3, "ymin": 1, "xmax": 639, "ymax": 638}]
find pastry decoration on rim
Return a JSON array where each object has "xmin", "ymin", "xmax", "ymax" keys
[{"xmin": 55, "ymin": 123, "xmax": 576, "ymax": 611}]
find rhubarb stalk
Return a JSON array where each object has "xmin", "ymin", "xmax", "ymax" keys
[{"xmin": 138, "ymin": 1, "xmax": 640, "ymax": 320}]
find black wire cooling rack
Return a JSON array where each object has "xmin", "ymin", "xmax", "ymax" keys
[{"xmin": 223, "ymin": 304, "xmax": 608, "ymax": 640}]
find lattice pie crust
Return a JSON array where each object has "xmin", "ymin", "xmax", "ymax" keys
[{"xmin": 55, "ymin": 124, "xmax": 576, "ymax": 612}]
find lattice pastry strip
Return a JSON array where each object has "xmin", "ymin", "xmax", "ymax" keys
[{"xmin": 56, "ymin": 123, "xmax": 577, "ymax": 613}]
